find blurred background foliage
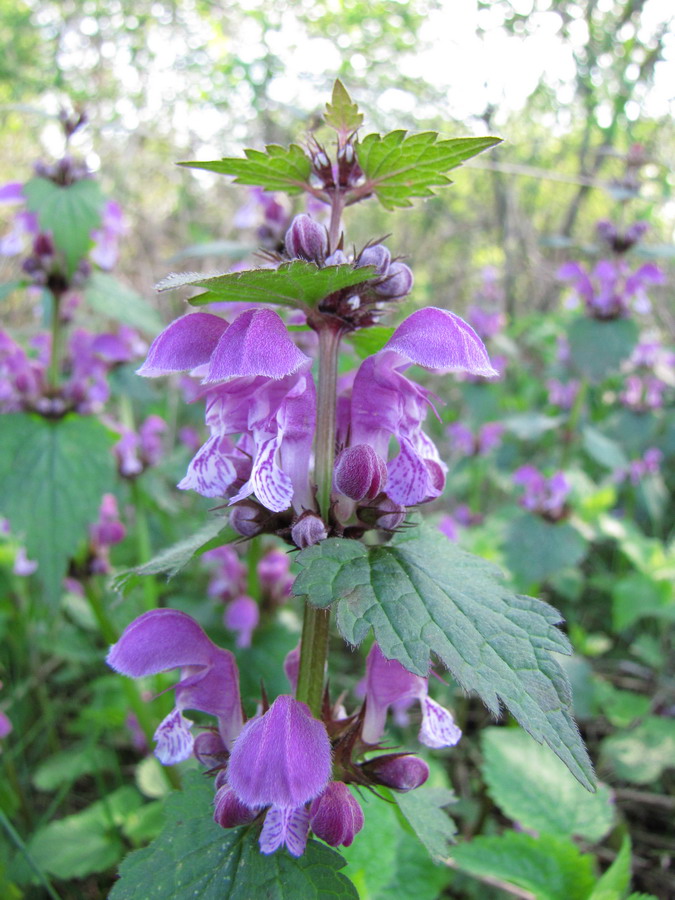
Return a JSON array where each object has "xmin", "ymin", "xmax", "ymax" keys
[{"xmin": 2, "ymin": 0, "xmax": 674, "ymax": 327}]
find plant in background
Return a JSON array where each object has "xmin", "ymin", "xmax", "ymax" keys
[{"xmin": 100, "ymin": 82, "xmax": 604, "ymax": 898}]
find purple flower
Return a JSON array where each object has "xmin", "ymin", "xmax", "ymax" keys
[
  {"xmin": 309, "ymin": 782, "xmax": 364, "ymax": 847},
  {"xmin": 139, "ymin": 309, "xmax": 316, "ymax": 514},
  {"xmin": 558, "ymin": 259, "xmax": 665, "ymax": 319},
  {"xmin": 227, "ymin": 695, "xmax": 332, "ymax": 856},
  {"xmin": 223, "ymin": 595, "xmax": 259, "ymax": 648},
  {"xmin": 348, "ymin": 307, "xmax": 496, "ymax": 506},
  {"xmin": 12, "ymin": 546, "xmax": 38, "ymax": 577},
  {"xmin": 361, "ymin": 643, "xmax": 461, "ymax": 749},
  {"xmin": 107, "ymin": 609, "xmax": 243, "ymax": 763},
  {"xmin": 547, "ymin": 379, "xmax": 580, "ymax": 410},
  {"xmin": 90, "ymin": 200, "xmax": 125, "ymax": 270},
  {"xmin": 513, "ymin": 466, "xmax": 570, "ymax": 520}
]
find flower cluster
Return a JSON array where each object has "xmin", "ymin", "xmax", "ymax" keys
[
  {"xmin": 614, "ymin": 448, "xmax": 663, "ymax": 486},
  {"xmin": 447, "ymin": 421, "xmax": 504, "ymax": 457},
  {"xmin": 513, "ymin": 465, "xmax": 571, "ymax": 521},
  {"xmin": 107, "ymin": 609, "xmax": 461, "ymax": 857},
  {"xmin": 0, "ymin": 326, "xmax": 145, "ymax": 417},
  {"xmin": 619, "ymin": 337, "xmax": 673, "ymax": 413},
  {"xmin": 138, "ymin": 222, "xmax": 496, "ymax": 548}
]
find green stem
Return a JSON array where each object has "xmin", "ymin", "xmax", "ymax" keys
[
  {"xmin": 130, "ymin": 479, "xmax": 158, "ymax": 611},
  {"xmin": 296, "ymin": 319, "xmax": 344, "ymax": 715},
  {"xmin": 0, "ymin": 809, "xmax": 62, "ymax": 900},
  {"xmin": 561, "ymin": 378, "xmax": 588, "ymax": 467},
  {"xmin": 47, "ymin": 288, "xmax": 63, "ymax": 390}
]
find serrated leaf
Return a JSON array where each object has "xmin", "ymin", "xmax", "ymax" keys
[
  {"xmin": 292, "ymin": 526, "xmax": 594, "ymax": 790},
  {"xmin": 341, "ymin": 789, "xmax": 451, "ymax": 900},
  {"xmin": 23, "ymin": 177, "xmax": 104, "ymax": 275},
  {"xmin": 112, "ymin": 517, "xmax": 232, "ymax": 593},
  {"xmin": 180, "ymin": 143, "xmax": 313, "ymax": 194},
  {"xmin": 0, "ymin": 413, "xmax": 115, "ymax": 603},
  {"xmin": 354, "ymin": 132, "xmax": 501, "ymax": 209},
  {"xmin": 481, "ymin": 728, "xmax": 614, "ymax": 841},
  {"xmin": 110, "ymin": 773, "xmax": 357, "ymax": 900},
  {"xmin": 394, "ymin": 786, "xmax": 456, "ymax": 863},
  {"xmin": 588, "ymin": 835, "xmax": 631, "ymax": 900},
  {"xmin": 449, "ymin": 832, "xmax": 596, "ymax": 900},
  {"xmin": 325, "ymin": 80, "xmax": 363, "ymax": 135},
  {"xmin": 183, "ymin": 261, "xmax": 377, "ymax": 310},
  {"xmin": 85, "ymin": 271, "xmax": 163, "ymax": 334}
]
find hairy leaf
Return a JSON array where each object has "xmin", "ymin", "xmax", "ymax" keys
[
  {"xmin": 23, "ymin": 177, "xmax": 104, "ymax": 275},
  {"xmin": 324, "ymin": 80, "xmax": 363, "ymax": 135},
  {"xmin": 394, "ymin": 787, "xmax": 456, "ymax": 863},
  {"xmin": 179, "ymin": 143, "xmax": 313, "ymax": 194},
  {"xmin": 182, "ymin": 261, "xmax": 377, "ymax": 310},
  {"xmin": 449, "ymin": 832, "xmax": 596, "ymax": 900},
  {"xmin": 112, "ymin": 518, "xmax": 233, "ymax": 593},
  {"xmin": 0, "ymin": 413, "xmax": 115, "ymax": 603},
  {"xmin": 293, "ymin": 526, "xmax": 594, "ymax": 789},
  {"xmin": 481, "ymin": 728, "xmax": 614, "ymax": 841},
  {"xmin": 110, "ymin": 774, "xmax": 357, "ymax": 900},
  {"xmin": 353, "ymin": 132, "xmax": 501, "ymax": 209}
]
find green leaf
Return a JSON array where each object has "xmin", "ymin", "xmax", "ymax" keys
[
  {"xmin": 588, "ymin": 835, "xmax": 632, "ymax": 900},
  {"xmin": 601, "ymin": 716, "xmax": 675, "ymax": 784},
  {"xmin": 504, "ymin": 514, "xmax": 587, "ymax": 583},
  {"xmin": 481, "ymin": 727, "xmax": 614, "ymax": 842},
  {"xmin": 28, "ymin": 786, "xmax": 143, "ymax": 880},
  {"xmin": 32, "ymin": 744, "xmax": 117, "ymax": 792},
  {"xmin": 0, "ymin": 413, "xmax": 115, "ymax": 603},
  {"xmin": 325, "ymin": 80, "xmax": 363, "ymax": 135},
  {"xmin": 85, "ymin": 271, "xmax": 163, "ymax": 334},
  {"xmin": 449, "ymin": 832, "xmax": 596, "ymax": 900},
  {"xmin": 503, "ymin": 412, "xmax": 566, "ymax": 440},
  {"xmin": 341, "ymin": 790, "xmax": 451, "ymax": 900},
  {"xmin": 293, "ymin": 526, "xmax": 595, "ymax": 790},
  {"xmin": 179, "ymin": 143, "xmax": 313, "ymax": 194},
  {"xmin": 354, "ymin": 132, "xmax": 501, "ymax": 209},
  {"xmin": 112, "ymin": 517, "xmax": 233, "ymax": 593},
  {"xmin": 345, "ymin": 326, "xmax": 395, "ymax": 359},
  {"xmin": 394, "ymin": 786, "xmax": 456, "ymax": 863},
  {"xmin": 110, "ymin": 773, "xmax": 357, "ymax": 900},
  {"xmin": 180, "ymin": 261, "xmax": 377, "ymax": 310},
  {"xmin": 582, "ymin": 425, "xmax": 629, "ymax": 471},
  {"xmin": 23, "ymin": 177, "xmax": 104, "ymax": 275},
  {"xmin": 567, "ymin": 317, "xmax": 639, "ymax": 382},
  {"xmin": 612, "ymin": 572, "xmax": 674, "ymax": 631}
]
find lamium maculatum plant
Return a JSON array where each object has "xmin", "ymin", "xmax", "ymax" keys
[{"xmin": 106, "ymin": 82, "xmax": 596, "ymax": 898}]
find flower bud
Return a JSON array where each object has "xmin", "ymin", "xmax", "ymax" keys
[
  {"xmin": 193, "ymin": 730, "xmax": 228, "ymax": 768},
  {"xmin": 284, "ymin": 214, "xmax": 328, "ymax": 263},
  {"xmin": 291, "ymin": 512, "xmax": 328, "ymax": 548},
  {"xmin": 309, "ymin": 782, "xmax": 364, "ymax": 847},
  {"xmin": 334, "ymin": 444, "xmax": 387, "ymax": 501},
  {"xmin": 357, "ymin": 244, "xmax": 391, "ymax": 276},
  {"xmin": 375, "ymin": 261, "xmax": 414, "ymax": 298},
  {"xmin": 229, "ymin": 502, "xmax": 263, "ymax": 537},
  {"xmin": 213, "ymin": 784, "xmax": 258, "ymax": 829},
  {"xmin": 257, "ymin": 548, "xmax": 291, "ymax": 593},
  {"xmin": 358, "ymin": 496, "xmax": 406, "ymax": 531},
  {"xmin": 360, "ymin": 753, "xmax": 429, "ymax": 792}
]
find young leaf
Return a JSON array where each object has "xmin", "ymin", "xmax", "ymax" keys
[
  {"xmin": 180, "ymin": 261, "xmax": 377, "ymax": 310},
  {"xmin": 352, "ymin": 132, "xmax": 501, "ymax": 209},
  {"xmin": 449, "ymin": 832, "xmax": 596, "ymax": 900},
  {"xmin": 292, "ymin": 525, "xmax": 595, "ymax": 790},
  {"xmin": 112, "ymin": 517, "xmax": 233, "ymax": 594},
  {"xmin": 110, "ymin": 773, "xmax": 358, "ymax": 900},
  {"xmin": 588, "ymin": 835, "xmax": 632, "ymax": 900},
  {"xmin": 325, "ymin": 80, "xmax": 363, "ymax": 136},
  {"xmin": 481, "ymin": 728, "xmax": 614, "ymax": 842},
  {"xmin": 394, "ymin": 787, "xmax": 456, "ymax": 863},
  {"xmin": 23, "ymin": 177, "xmax": 104, "ymax": 276},
  {"xmin": 0, "ymin": 413, "xmax": 115, "ymax": 603},
  {"xmin": 179, "ymin": 144, "xmax": 313, "ymax": 195}
]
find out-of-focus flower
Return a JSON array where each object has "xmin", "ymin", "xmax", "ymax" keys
[
  {"xmin": 558, "ymin": 259, "xmax": 665, "ymax": 319},
  {"xmin": 513, "ymin": 466, "xmax": 570, "ymax": 521}
]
